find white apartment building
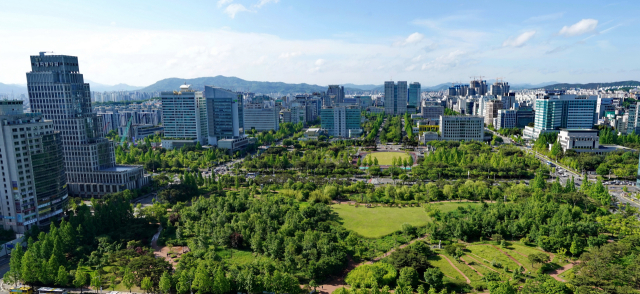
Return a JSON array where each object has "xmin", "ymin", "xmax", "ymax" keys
[{"xmin": 0, "ymin": 101, "xmax": 67, "ymax": 232}]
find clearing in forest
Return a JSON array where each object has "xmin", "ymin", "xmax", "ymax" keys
[
  {"xmin": 364, "ymin": 152, "xmax": 411, "ymax": 166},
  {"xmin": 332, "ymin": 202, "xmax": 482, "ymax": 238}
]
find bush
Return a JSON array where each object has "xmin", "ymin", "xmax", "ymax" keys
[{"xmin": 345, "ymin": 263, "xmax": 397, "ymax": 288}]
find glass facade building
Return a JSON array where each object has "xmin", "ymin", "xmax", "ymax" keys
[
  {"xmin": 204, "ymin": 86, "xmax": 244, "ymax": 145},
  {"xmin": 26, "ymin": 52, "xmax": 148, "ymax": 198},
  {"xmin": 408, "ymin": 82, "xmax": 421, "ymax": 108}
]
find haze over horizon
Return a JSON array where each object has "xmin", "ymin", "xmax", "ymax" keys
[{"xmin": 1, "ymin": 0, "xmax": 638, "ymax": 87}]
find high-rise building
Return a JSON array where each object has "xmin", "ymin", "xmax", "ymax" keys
[
  {"xmin": 627, "ymin": 103, "xmax": 639, "ymax": 134},
  {"xmin": 408, "ymin": 82, "xmax": 421, "ymax": 108},
  {"xmin": 320, "ymin": 106, "xmax": 362, "ymax": 138},
  {"xmin": 384, "ymin": 81, "xmax": 408, "ymax": 115},
  {"xmin": 327, "ymin": 85, "xmax": 344, "ymax": 105},
  {"xmin": 0, "ymin": 101, "xmax": 67, "ymax": 232},
  {"xmin": 469, "ymin": 79, "xmax": 488, "ymax": 96},
  {"xmin": 244, "ymin": 102, "xmax": 279, "ymax": 132},
  {"xmin": 490, "ymin": 81, "xmax": 510, "ymax": 96},
  {"xmin": 160, "ymin": 85, "xmax": 207, "ymax": 149},
  {"xmin": 203, "ymin": 86, "xmax": 244, "ymax": 145},
  {"xmin": 484, "ymin": 100, "xmax": 503, "ymax": 126},
  {"xmin": 523, "ymin": 93, "xmax": 597, "ymax": 139},
  {"xmin": 496, "ymin": 109, "xmax": 517, "ymax": 129},
  {"xmin": 27, "ymin": 52, "xmax": 148, "ymax": 198}
]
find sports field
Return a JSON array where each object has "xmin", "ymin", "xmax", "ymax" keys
[
  {"xmin": 332, "ymin": 202, "xmax": 482, "ymax": 238},
  {"xmin": 364, "ymin": 152, "xmax": 411, "ymax": 166}
]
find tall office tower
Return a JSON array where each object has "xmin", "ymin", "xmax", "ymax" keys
[
  {"xmin": 470, "ymin": 79, "xmax": 488, "ymax": 96},
  {"xmin": 320, "ymin": 106, "xmax": 362, "ymax": 138},
  {"xmin": 627, "ymin": 103, "xmax": 639, "ymax": 134},
  {"xmin": 408, "ymin": 82, "xmax": 421, "ymax": 108},
  {"xmin": 27, "ymin": 52, "xmax": 148, "ymax": 198},
  {"xmin": 490, "ymin": 81, "xmax": 510, "ymax": 96},
  {"xmin": 523, "ymin": 92, "xmax": 597, "ymax": 139},
  {"xmin": 484, "ymin": 100, "xmax": 503, "ymax": 126},
  {"xmin": 160, "ymin": 85, "xmax": 207, "ymax": 150},
  {"xmin": 384, "ymin": 81, "xmax": 408, "ymax": 115},
  {"xmin": 327, "ymin": 85, "xmax": 345, "ymax": 105},
  {"xmin": 0, "ymin": 101, "xmax": 67, "ymax": 232},
  {"xmin": 244, "ymin": 102, "xmax": 280, "ymax": 132},
  {"xmin": 204, "ymin": 86, "xmax": 244, "ymax": 145}
]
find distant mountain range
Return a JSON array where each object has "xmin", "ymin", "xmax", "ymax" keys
[
  {"xmin": 139, "ymin": 76, "xmax": 336, "ymax": 94},
  {"xmin": 86, "ymin": 80, "xmax": 142, "ymax": 92},
  {"xmin": 2, "ymin": 76, "xmax": 639, "ymax": 96},
  {"xmin": 537, "ymin": 80, "xmax": 640, "ymax": 90},
  {"xmin": 0, "ymin": 83, "xmax": 28, "ymax": 96}
]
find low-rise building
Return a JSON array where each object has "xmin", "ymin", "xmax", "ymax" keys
[
  {"xmin": 558, "ymin": 129, "xmax": 599, "ymax": 151},
  {"xmin": 440, "ymin": 115, "xmax": 484, "ymax": 141},
  {"xmin": 422, "ymin": 105, "xmax": 444, "ymax": 119},
  {"xmin": 218, "ymin": 136, "xmax": 250, "ymax": 154},
  {"xmin": 244, "ymin": 102, "xmax": 279, "ymax": 132}
]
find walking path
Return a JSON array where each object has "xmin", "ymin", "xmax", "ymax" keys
[
  {"xmin": 438, "ymin": 254, "xmax": 471, "ymax": 284},
  {"xmin": 150, "ymin": 225, "xmax": 189, "ymax": 268},
  {"xmin": 549, "ymin": 262, "xmax": 578, "ymax": 282},
  {"xmin": 459, "ymin": 257, "xmax": 484, "ymax": 277},
  {"xmin": 491, "ymin": 245, "xmax": 524, "ymax": 267}
]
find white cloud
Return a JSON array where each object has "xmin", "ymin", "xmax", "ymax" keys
[
  {"xmin": 217, "ymin": 0, "xmax": 233, "ymax": 8},
  {"xmin": 396, "ymin": 32, "xmax": 425, "ymax": 46},
  {"xmin": 502, "ymin": 31, "xmax": 536, "ymax": 47},
  {"xmin": 421, "ymin": 50, "xmax": 466, "ymax": 71},
  {"xmin": 559, "ymin": 19, "xmax": 598, "ymax": 36},
  {"xmin": 254, "ymin": 0, "xmax": 279, "ymax": 9},
  {"xmin": 279, "ymin": 51, "xmax": 302, "ymax": 59},
  {"xmin": 315, "ymin": 59, "xmax": 325, "ymax": 66},
  {"xmin": 224, "ymin": 4, "xmax": 249, "ymax": 18},
  {"xmin": 110, "ymin": 21, "xmax": 116, "ymax": 26}
]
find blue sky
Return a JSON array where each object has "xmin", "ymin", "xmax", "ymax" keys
[{"xmin": 0, "ymin": 0, "xmax": 637, "ymax": 87}]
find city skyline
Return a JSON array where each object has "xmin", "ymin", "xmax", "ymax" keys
[{"xmin": 0, "ymin": 0, "xmax": 638, "ymax": 88}]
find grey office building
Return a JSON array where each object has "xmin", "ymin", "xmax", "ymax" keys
[
  {"xmin": 27, "ymin": 52, "xmax": 149, "ymax": 198},
  {"xmin": 384, "ymin": 81, "xmax": 408, "ymax": 115},
  {"xmin": 327, "ymin": 85, "xmax": 344, "ymax": 105}
]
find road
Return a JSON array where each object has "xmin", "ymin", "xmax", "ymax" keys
[{"xmin": 485, "ymin": 127, "xmax": 640, "ymax": 209}]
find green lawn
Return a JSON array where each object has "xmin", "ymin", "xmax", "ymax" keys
[
  {"xmin": 332, "ymin": 204, "xmax": 429, "ymax": 238},
  {"xmin": 364, "ymin": 152, "xmax": 411, "ymax": 166},
  {"xmin": 333, "ymin": 202, "xmax": 484, "ymax": 238},
  {"xmin": 428, "ymin": 255, "xmax": 467, "ymax": 282}
]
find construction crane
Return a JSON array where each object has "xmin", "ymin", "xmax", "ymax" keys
[{"xmin": 120, "ymin": 116, "xmax": 134, "ymax": 146}]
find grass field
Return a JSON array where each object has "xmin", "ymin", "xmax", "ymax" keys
[
  {"xmin": 332, "ymin": 202, "xmax": 482, "ymax": 238},
  {"xmin": 364, "ymin": 152, "xmax": 411, "ymax": 166}
]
